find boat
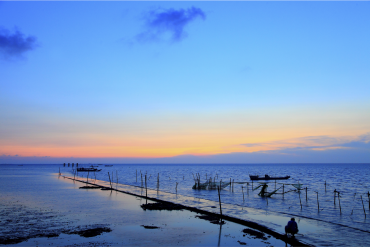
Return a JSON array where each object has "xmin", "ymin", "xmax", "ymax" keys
[
  {"xmin": 249, "ymin": 174, "xmax": 290, "ymax": 181},
  {"xmin": 77, "ymin": 167, "xmax": 102, "ymax": 172}
]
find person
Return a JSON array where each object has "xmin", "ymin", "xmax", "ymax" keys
[{"xmin": 285, "ymin": 218, "xmax": 298, "ymax": 237}]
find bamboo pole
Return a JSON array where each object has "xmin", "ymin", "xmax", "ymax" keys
[
  {"xmin": 337, "ymin": 191, "xmax": 341, "ymax": 214},
  {"xmin": 145, "ymin": 175, "xmax": 147, "ymax": 198},
  {"xmin": 217, "ymin": 186, "xmax": 223, "ymax": 222},
  {"xmin": 361, "ymin": 195, "xmax": 366, "ymax": 218},
  {"xmin": 242, "ymin": 186, "xmax": 244, "ymax": 202},
  {"xmin": 305, "ymin": 187, "xmax": 308, "ymax": 201},
  {"xmin": 108, "ymin": 172, "xmax": 112, "ymax": 189}
]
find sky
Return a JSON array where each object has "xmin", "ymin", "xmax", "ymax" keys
[{"xmin": 0, "ymin": 1, "xmax": 369, "ymax": 164}]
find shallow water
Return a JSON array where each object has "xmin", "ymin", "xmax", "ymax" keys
[
  {"xmin": 59, "ymin": 164, "xmax": 370, "ymax": 232},
  {"xmin": 2, "ymin": 163, "xmax": 370, "ymax": 246},
  {"xmin": 0, "ymin": 164, "xmax": 286, "ymax": 247}
]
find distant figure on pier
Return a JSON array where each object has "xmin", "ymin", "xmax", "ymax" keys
[{"xmin": 285, "ymin": 218, "xmax": 298, "ymax": 237}]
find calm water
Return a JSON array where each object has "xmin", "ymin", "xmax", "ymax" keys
[
  {"xmin": 58, "ymin": 163, "xmax": 370, "ymax": 233},
  {"xmin": 2, "ymin": 163, "xmax": 370, "ymax": 240}
]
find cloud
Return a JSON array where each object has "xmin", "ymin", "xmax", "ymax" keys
[
  {"xmin": 0, "ymin": 27, "xmax": 38, "ymax": 60},
  {"xmin": 136, "ymin": 6, "xmax": 206, "ymax": 43},
  {"xmin": 240, "ymin": 135, "xmax": 356, "ymax": 152}
]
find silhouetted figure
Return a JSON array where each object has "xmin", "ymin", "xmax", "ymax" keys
[{"xmin": 285, "ymin": 218, "xmax": 298, "ymax": 237}]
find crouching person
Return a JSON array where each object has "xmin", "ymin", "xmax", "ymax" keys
[{"xmin": 285, "ymin": 218, "xmax": 298, "ymax": 237}]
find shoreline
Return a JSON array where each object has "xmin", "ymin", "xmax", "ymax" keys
[
  {"xmin": 1, "ymin": 170, "xmax": 291, "ymax": 246},
  {"xmin": 66, "ymin": 175, "xmax": 310, "ymax": 247}
]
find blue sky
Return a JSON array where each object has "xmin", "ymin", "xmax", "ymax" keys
[{"xmin": 0, "ymin": 1, "xmax": 369, "ymax": 163}]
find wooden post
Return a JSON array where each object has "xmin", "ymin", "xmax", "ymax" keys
[
  {"xmin": 299, "ymin": 190, "xmax": 302, "ymax": 210},
  {"xmin": 334, "ymin": 189, "xmax": 336, "ymax": 205},
  {"xmin": 108, "ymin": 172, "xmax": 112, "ymax": 189},
  {"xmin": 315, "ymin": 191, "xmax": 319, "ymax": 212},
  {"xmin": 232, "ymin": 179, "xmax": 234, "ymax": 192},
  {"xmin": 176, "ymin": 182, "xmax": 178, "ymax": 194},
  {"xmin": 325, "ymin": 181, "xmax": 327, "ymax": 192},
  {"xmin": 305, "ymin": 187, "xmax": 308, "ymax": 201},
  {"xmin": 217, "ymin": 186, "xmax": 223, "ymax": 222},
  {"xmin": 141, "ymin": 173, "xmax": 143, "ymax": 188},
  {"xmin": 59, "ymin": 167, "xmax": 61, "ymax": 176},
  {"xmin": 361, "ymin": 195, "xmax": 366, "ymax": 218},
  {"xmin": 368, "ymin": 192, "xmax": 370, "ymax": 210},
  {"xmin": 242, "ymin": 186, "xmax": 244, "ymax": 202},
  {"xmin": 283, "ymin": 184, "xmax": 284, "ymax": 199},
  {"xmin": 338, "ymin": 191, "xmax": 341, "ymax": 214},
  {"xmin": 145, "ymin": 175, "xmax": 147, "ymax": 198}
]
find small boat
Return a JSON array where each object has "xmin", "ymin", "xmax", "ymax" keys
[
  {"xmin": 249, "ymin": 174, "xmax": 290, "ymax": 181},
  {"xmin": 77, "ymin": 167, "xmax": 102, "ymax": 172}
]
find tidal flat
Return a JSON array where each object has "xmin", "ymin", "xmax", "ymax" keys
[{"xmin": 0, "ymin": 166, "xmax": 290, "ymax": 247}]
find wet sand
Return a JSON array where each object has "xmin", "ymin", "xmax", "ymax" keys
[{"xmin": 0, "ymin": 169, "xmax": 291, "ymax": 246}]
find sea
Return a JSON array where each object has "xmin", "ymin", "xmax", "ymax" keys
[{"xmin": 2, "ymin": 163, "xmax": 370, "ymax": 246}]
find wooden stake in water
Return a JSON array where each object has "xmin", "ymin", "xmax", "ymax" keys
[
  {"xmin": 337, "ymin": 191, "xmax": 341, "ymax": 214},
  {"xmin": 334, "ymin": 189, "xmax": 336, "ymax": 205},
  {"xmin": 305, "ymin": 187, "xmax": 308, "ymax": 201},
  {"xmin": 217, "ymin": 186, "xmax": 223, "ymax": 222},
  {"xmin": 299, "ymin": 191, "xmax": 302, "ymax": 210},
  {"xmin": 283, "ymin": 184, "xmax": 285, "ymax": 199},
  {"xmin": 141, "ymin": 173, "xmax": 143, "ymax": 188},
  {"xmin": 368, "ymin": 191, "xmax": 370, "ymax": 210},
  {"xmin": 176, "ymin": 182, "xmax": 178, "ymax": 194},
  {"xmin": 315, "ymin": 191, "xmax": 320, "ymax": 212},
  {"xmin": 325, "ymin": 181, "xmax": 327, "ymax": 192},
  {"xmin": 361, "ymin": 195, "xmax": 366, "ymax": 218},
  {"xmin": 108, "ymin": 172, "xmax": 112, "ymax": 189},
  {"xmin": 145, "ymin": 175, "xmax": 147, "ymax": 199},
  {"xmin": 242, "ymin": 186, "xmax": 244, "ymax": 202}
]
